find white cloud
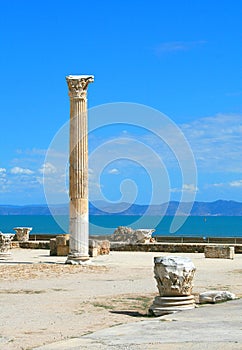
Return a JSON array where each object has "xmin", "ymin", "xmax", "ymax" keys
[
  {"xmin": 0, "ymin": 176, "xmax": 9, "ymax": 192},
  {"xmin": 171, "ymin": 184, "xmax": 198, "ymax": 193},
  {"xmin": 0, "ymin": 168, "xmax": 6, "ymax": 176},
  {"xmin": 10, "ymin": 167, "xmax": 34, "ymax": 175},
  {"xmin": 155, "ymin": 40, "xmax": 207, "ymax": 54},
  {"xmin": 182, "ymin": 184, "xmax": 198, "ymax": 192},
  {"xmin": 16, "ymin": 148, "xmax": 47, "ymax": 156},
  {"xmin": 108, "ymin": 168, "xmax": 120, "ymax": 175},
  {"xmin": 39, "ymin": 162, "xmax": 57, "ymax": 174},
  {"xmin": 206, "ymin": 180, "xmax": 242, "ymax": 189},
  {"xmin": 181, "ymin": 114, "xmax": 242, "ymax": 173},
  {"xmin": 211, "ymin": 182, "xmax": 225, "ymax": 187},
  {"xmin": 229, "ymin": 180, "xmax": 242, "ymax": 187},
  {"xmin": 89, "ymin": 113, "xmax": 242, "ymax": 177}
]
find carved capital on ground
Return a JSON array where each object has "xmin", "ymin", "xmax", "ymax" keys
[
  {"xmin": 149, "ymin": 256, "xmax": 196, "ymax": 316},
  {"xmin": 154, "ymin": 256, "xmax": 196, "ymax": 296}
]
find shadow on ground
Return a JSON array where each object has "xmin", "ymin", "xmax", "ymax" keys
[{"xmin": 110, "ymin": 310, "xmax": 152, "ymax": 318}]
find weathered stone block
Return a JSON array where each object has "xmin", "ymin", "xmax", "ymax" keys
[
  {"xmin": 204, "ymin": 245, "xmax": 234, "ymax": 259},
  {"xmin": 56, "ymin": 235, "xmax": 67, "ymax": 246},
  {"xmin": 50, "ymin": 237, "xmax": 110, "ymax": 257},
  {"xmin": 57, "ymin": 245, "xmax": 69, "ymax": 256},
  {"xmin": 97, "ymin": 240, "xmax": 110, "ymax": 255},
  {"xmin": 89, "ymin": 247, "xmax": 98, "ymax": 257},
  {"xmin": 89, "ymin": 239, "xmax": 97, "ymax": 249},
  {"xmin": 88, "ymin": 239, "xmax": 110, "ymax": 256},
  {"xmin": 50, "ymin": 238, "xmax": 57, "ymax": 256}
]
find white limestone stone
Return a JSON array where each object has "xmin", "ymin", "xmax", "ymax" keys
[
  {"xmin": 199, "ymin": 290, "xmax": 236, "ymax": 304},
  {"xmin": 111, "ymin": 226, "xmax": 155, "ymax": 244},
  {"xmin": 204, "ymin": 245, "xmax": 235, "ymax": 259},
  {"xmin": 135, "ymin": 229, "xmax": 155, "ymax": 243}
]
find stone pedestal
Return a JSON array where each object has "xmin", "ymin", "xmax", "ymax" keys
[
  {"xmin": 0, "ymin": 233, "xmax": 15, "ymax": 259},
  {"xmin": 55, "ymin": 235, "xmax": 69, "ymax": 256},
  {"xmin": 65, "ymin": 75, "xmax": 94, "ymax": 264},
  {"xmin": 149, "ymin": 256, "xmax": 196, "ymax": 316},
  {"xmin": 204, "ymin": 245, "xmax": 235, "ymax": 259},
  {"xmin": 13, "ymin": 227, "xmax": 32, "ymax": 242}
]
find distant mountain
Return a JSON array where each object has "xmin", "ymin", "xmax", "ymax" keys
[
  {"xmin": 0, "ymin": 204, "xmax": 68, "ymax": 215},
  {"xmin": 90, "ymin": 200, "xmax": 242, "ymax": 216},
  {"xmin": 1, "ymin": 200, "xmax": 242, "ymax": 216}
]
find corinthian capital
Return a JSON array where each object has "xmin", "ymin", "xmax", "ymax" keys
[{"xmin": 66, "ymin": 75, "xmax": 94, "ymax": 99}]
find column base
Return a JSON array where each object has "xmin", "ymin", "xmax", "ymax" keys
[
  {"xmin": 149, "ymin": 295, "xmax": 195, "ymax": 317},
  {"xmin": 65, "ymin": 254, "xmax": 90, "ymax": 265}
]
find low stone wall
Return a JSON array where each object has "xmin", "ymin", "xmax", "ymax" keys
[
  {"xmin": 11, "ymin": 241, "xmax": 50, "ymax": 249},
  {"xmin": 50, "ymin": 235, "xmax": 70, "ymax": 256},
  {"xmin": 110, "ymin": 242, "xmax": 242, "ymax": 254},
  {"xmin": 10, "ymin": 240, "xmax": 242, "ymax": 254},
  {"xmin": 92, "ymin": 235, "xmax": 242, "ymax": 245},
  {"xmin": 110, "ymin": 242, "xmax": 205, "ymax": 253},
  {"xmin": 204, "ymin": 245, "xmax": 235, "ymax": 259}
]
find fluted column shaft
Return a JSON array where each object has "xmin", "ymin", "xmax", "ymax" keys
[{"xmin": 66, "ymin": 75, "xmax": 94, "ymax": 263}]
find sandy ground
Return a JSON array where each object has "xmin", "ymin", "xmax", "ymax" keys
[{"xmin": 0, "ymin": 249, "xmax": 241, "ymax": 350}]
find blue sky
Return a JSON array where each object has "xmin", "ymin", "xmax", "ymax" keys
[{"xmin": 0, "ymin": 0, "xmax": 242, "ymax": 205}]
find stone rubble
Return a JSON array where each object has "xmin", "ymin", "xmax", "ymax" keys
[
  {"xmin": 199, "ymin": 290, "xmax": 236, "ymax": 304},
  {"xmin": 111, "ymin": 226, "xmax": 155, "ymax": 244}
]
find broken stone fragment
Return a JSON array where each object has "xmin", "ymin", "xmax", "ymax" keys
[
  {"xmin": 111, "ymin": 226, "xmax": 155, "ymax": 244},
  {"xmin": 199, "ymin": 290, "xmax": 236, "ymax": 304}
]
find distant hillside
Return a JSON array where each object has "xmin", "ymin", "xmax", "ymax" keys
[
  {"xmin": 0, "ymin": 204, "xmax": 67, "ymax": 215},
  {"xmin": 90, "ymin": 200, "xmax": 242, "ymax": 216},
  {"xmin": 1, "ymin": 200, "xmax": 242, "ymax": 216}
]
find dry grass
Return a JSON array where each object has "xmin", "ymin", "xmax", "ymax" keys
[{"xmin": 81, "ymin": 293, "xmax": 157, "ymax": 317}]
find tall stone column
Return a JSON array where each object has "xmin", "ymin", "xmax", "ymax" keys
[{"xmin": 65, "ymin": 75, "xmax": 94, "ymax": 264}]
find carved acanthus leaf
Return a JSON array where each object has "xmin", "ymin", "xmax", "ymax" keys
[{"xmin": 66, "ymin": 75, "xmax": 94, "ymax": 99}]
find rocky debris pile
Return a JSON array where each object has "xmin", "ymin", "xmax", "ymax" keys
[
  {"xmin": 89, "ymin": 239, "xmax": 110, "ymax": 257},
  {"xmin": 110, "ymin": 226, "xmax": 156, "ymax": 244}
]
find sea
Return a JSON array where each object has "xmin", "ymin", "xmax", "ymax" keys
[{"xmin": 1, "ymin": 215, "xmax": 242, "ymax": 238}]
